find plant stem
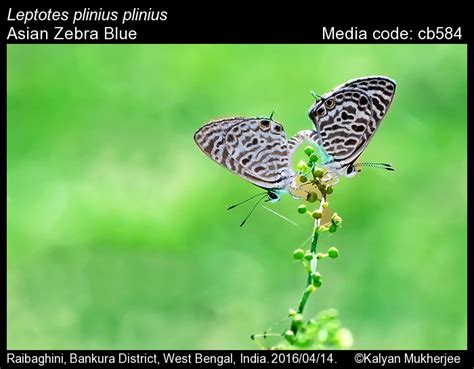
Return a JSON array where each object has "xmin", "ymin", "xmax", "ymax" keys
[{"xmin": 291, "ymin": 193, "xmax": 327, "ymax": 332}]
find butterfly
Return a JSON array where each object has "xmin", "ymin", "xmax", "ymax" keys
[
  {"xmin": 288, "ymin": 76, "xmax": 397, "ymax": 182},
  {"xmin": 194, "ymin": 117, "xmax": 297, "ymax": 206}
]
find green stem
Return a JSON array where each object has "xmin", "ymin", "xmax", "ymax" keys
[{"xmin": 291, "ymin": 193, "xmax": 326, "ymax": 333}]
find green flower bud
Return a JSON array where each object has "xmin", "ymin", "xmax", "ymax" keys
[
  {"xmin": 306, "ymin": 192, "xmax": 318, "ymax": 203},
  {"xmin": 329, "ymin": 223, "xmax": 337, "ymax": 233},
  {"xmin": 312, "ymin": 271, "xmax": 322, "ymax": 282},
  {"xmin": 292, "ymin": 313, "xmax": 304, "ymax": 328},
  {"xmin": 296, "ymin": 160, "xmax": 309, "ymax": 172},
  {"xmin": 313, "ymin": 167, "xmax": 324, "ymax": 178},
  {"xmin": 297, "ymin": 204, "xmax": 307, "ymax": 214},
  {"xmin": 304, "ymin": 145, "xmax": 315, "ymax": 156},
  {"xmin": 307, "ymin": 284, "xmax": 317, "ymax": 293},
  {"xmin": 326, "ymin": 186, "xmax": 334, "ymax": 194},
  {"xmin": 309, "ymin": 153, "xmax": 319, "ymax": 162},
  {"xmin": 318, "ymin": 328, "xmax": 328, "ymax": 343},
  {"xmin": 304, "ymin": 251, "xmax": 313, "ymax": 260},
  {"xmin": 335, "ymin": 328, "xmax": 354, "ymax": 349},
  {"xmin": 284, "ymin": 330, "xmax": 295, "ymax": 343},
  {"xmin": 293, "ymin": 248, "xmax": 305, "ymax": 260},
  {"xmin": 312, "ymin": 210, "xmax": 323, "ymax": 219},
  {"xmin": 331, "ymin": 213, "xmax": 342, "ymax": 226},
  {"xmin": 299, "ymin": 175, "xmax": 308, "ymax": 183},
  {"xmin": 328, "ymin": 247, "xmax": 339, "ymax": 259}
]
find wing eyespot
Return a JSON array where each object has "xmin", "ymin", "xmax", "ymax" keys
[
  {"xmin": 316, "ymin": 106, "xmax": 326, "ymax": 117},
  {"xmin": 259, "ymin": 119, "xmax": 271, "ymax": 131},
  {"xmin": 324, "ymin": 97, "xmax": 336, "ymax": 110}
]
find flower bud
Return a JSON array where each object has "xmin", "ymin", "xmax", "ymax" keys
[
  {"xmin": 309, "ymin": 153, "xmax": 319, "ymax": 163},
  {"xmin": 313, "ymin": 167, "xmax": 324, "ymax": 178},
  {"xmin": 304, "ymin": 251, "xmax": 313, "ymax": 260},
  {"xmin": 306, "ymin": 192, "xmax": 318, "ymax": 203},
  {"xmin": 336, "ymin": 328, "xmax": 354, "ymax": 348},
  {"xmin": 297, "ymin": 204, "xmax": 307, "ymax": 214},
  {"xmin": 312, "ymin": 272, "xmax": 322, "ymax": 286},
  {"xmin": 292, "ymin": 313, "xmax": 304, "ymax": 328},
  {"xmin": 296, "ymin": 160, "xmax": 309, "ymax": 172},
  {"xmin": 331, "ymin": 213, "xmax": 343, "ymax": 226},
  {"xmin": 284, "ymin": 330, "xmax": 295, "ymax": 343},
  {"xmin": 304, "ymin": 146, "xmax": 315, "ymax": 156},
  {"xmin": 328, "ymin": 247, "xmax": 339, "ymax": 259},
  {"xmin": 326, "ymin": 186, "xmax": 334, "ymax": 194},
  {"xmin": 293, "ymin": 248, "xmax": 305, "ymax": 260},
  {"xmin": 299, "ymin": 175, "xmax": 308, "ymax": 183},
  {"xmin": 329, "ymin": 223, "xmax": 337, "ymax": 233},
  {"xmin": 312, "ymin": 210, "xmax": 323, "ymax": 219}
]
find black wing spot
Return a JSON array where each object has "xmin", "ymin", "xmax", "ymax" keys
[
  {"xmin": 242, "ymin": 155, "xmax": 253, "ymax": 166},
  {"xmin": 360, "ymin": 95, "xmax": 368, "ymax": 105},
  {"xmin": 351, "ymin": 124, "xmax": 365, "ymax": 132},
  {"xmin": 345, "ymin": 138, "xmax": 358, "ymax": 146},
  {"xmin": 341, "ymin": 111, "xmax": 354, "ymax": 120}
]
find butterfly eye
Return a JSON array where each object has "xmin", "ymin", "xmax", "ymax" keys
[
  {"xmin": 268, "ymin": 191, "xmax": 279, "ymax": 201},
  {"xmin": 324, "ymin": 98, "xmax": 336, "ymax": 110},
  {"xmin": 259, "ymin": 120, "xmax": 271, "ymax": 131},
  {"xmin": 316, "ymin": 106, "xmax": 326, "ymax": 117}
]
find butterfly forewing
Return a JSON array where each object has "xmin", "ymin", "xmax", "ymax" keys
[{"xmin": 194, "ymin": 117, "xmax": 293, "ymax": 190}]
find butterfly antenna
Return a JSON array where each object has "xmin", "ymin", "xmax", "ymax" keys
[
  {"xmin": 239, "ymin": 195, "xmax": 268, "ymax": 227},
  {"xmin": 354, "ymin": 162, "xmax": 395, "ymax": 171},
  {"xmin": 269, "ymin": 110, "xmax": 275, "ymax": 120},
  {"xmin": 227, "ymin": 192, "xmax": 267, "ymax": 210},
  {"xmin": 310, "ymin": 90, "xmax": 322, "ymax": 100}
]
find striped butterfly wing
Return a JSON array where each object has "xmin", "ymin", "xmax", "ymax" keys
[
  {"xmin": 308, "ymin": 87, "xmax": 373, "ymax": 167},
  {"xmin": 194, "ymin": 117, "xmax": 293, "ymax": 190},
  {"xmin": 341, "ymin": 76, "xmax": 396, "ymax": 149},
  {"xmin": 308, "ymin": 76, "xmax": 396, "ymax": 167}
]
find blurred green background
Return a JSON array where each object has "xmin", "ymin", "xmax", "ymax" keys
[{"xmin": 7, "ymin": 45, "xmax": 467, "ymax": 349}]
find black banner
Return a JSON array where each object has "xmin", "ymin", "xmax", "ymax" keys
[{"xmin": 2, "ymin": 6, "xmax": 469, "ymax": 44}]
